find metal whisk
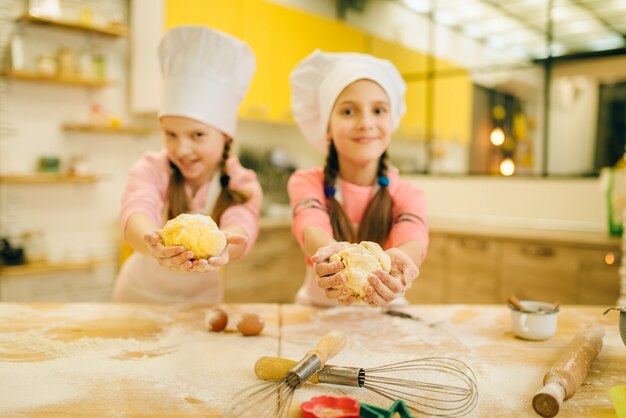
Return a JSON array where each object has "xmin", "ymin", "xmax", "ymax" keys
[
  {"xmin": 222, "ymin": 330, "xmax": 347, "ymax": 418},
  {"xmin": 255, "ymin": 356, "xmax": 478, "ymax": 417}
]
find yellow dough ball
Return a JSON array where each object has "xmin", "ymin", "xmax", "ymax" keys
[
  {"xmin": 161, "ymin": 214, "xmax": 227, "ymax": 259},
  {"xmin": 329, "ymin": 241, "xmax": 391, "ymax": 299}
]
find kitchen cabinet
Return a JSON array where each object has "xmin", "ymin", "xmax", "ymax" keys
[
  {"xmin": 404, "ymin": 228, "xmax": 622, "ymax": 306},
  {"xmin": 405, "ymin": 233, "xmax": 446, "ymax": 303},
  {"xmin": 131, "ymin": 0, "xmax": 470, "ymax": 138},
  {"xmin": 239, "ymin": 0, "xmax": 274, "ymax": 120},
  {"xmin": 0, "ymin": 259, "xmax": 107, "ymax": 278},
  {"xmin": 577, "ymin": 248, "xmax": 622, "ymax": 304},
  {"xmin": 223, "ymin": 221, "xmax": 621, "ymax": 305},
  {"xmin": 498, "ymin": 242, "xmax": 579, "ymax": 304},
  {"xmin": 223, "ymin": 221, "xmax": 305, "ymax": 303},
  {"xmin": 0, "ymin": 269, "xmax": 114, "ymax": 302},
  {"xmin": 448, "ymin": 236, "xmax": 500, "ymax": 303},
  {"xmin": 433, "ymin": 74, "xmax": 472, "ymax": 144}
]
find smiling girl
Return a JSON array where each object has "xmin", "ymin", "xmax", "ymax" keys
[
  {"xmin": 112, "ymin": 26, "xmax": 262, "ymax": 303},
  {"xmin": 288, "ymin": 50, "xmax": 429, "ymax": 307}
]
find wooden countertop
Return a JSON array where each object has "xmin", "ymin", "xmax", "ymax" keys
[
  {"xmin": 0, "ymin": 303, "xmax": 623, "ymax": 417},
  {"xmin": 260, "ymin": 216, "xmax": 622, "ymax": 248},
  {"xmin": 429, "ymin": 219, "xmax": 622, "ymax": 248}
]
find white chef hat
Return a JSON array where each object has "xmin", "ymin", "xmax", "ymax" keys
[
  {"xmin": 290, "ymin": 49, "xmax": 406, "ymax": 152},
  {"xmin": 158, "ymin": 25, "xmax": 255, "ymax": 138}
]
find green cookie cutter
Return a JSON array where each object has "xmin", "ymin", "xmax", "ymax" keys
[{"xmin": 359, "ymin": 400, "xmax": 413, "ymax": 418}]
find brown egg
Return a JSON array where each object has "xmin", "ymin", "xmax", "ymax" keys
[
  {"xmin": 237, "ymin": 312, "xmax": 265, "ymax": 336},
  {"xmin": 205, "ymin": 308, "xmax": 228, "ymax": 332}
]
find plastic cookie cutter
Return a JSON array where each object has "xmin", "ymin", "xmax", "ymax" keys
[
  {"xmin": 359, "ymin": 400, "xmax": 414, "ymax": 418},
  {"xmin": 301, "ymin": 395, "xmax": 360, "ymax": 418}
]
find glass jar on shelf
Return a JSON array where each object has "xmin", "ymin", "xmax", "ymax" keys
[
  {"xmin": 21, "ymin": 230, "xmax": 47, "ymax": 263},
  {"xmin": 57, "ymin": 47, "xmax": 76, "ymax": 78},
  {"xmin": 36, "ymin": 54, "xmax": 57, "ymax": 76}
]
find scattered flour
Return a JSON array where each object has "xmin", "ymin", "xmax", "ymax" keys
[{"xmin": 0, "ymin": 304, "xmax": 278, "ymax": 415}]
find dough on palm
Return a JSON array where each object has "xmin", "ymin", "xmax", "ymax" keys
[
  {"xmin": 329, "ymin": 241, "xmax": 391, "ymax": 299},
  {"xmin": 161, "ymin": 214, "xmax": 227, "ymax": 259}
]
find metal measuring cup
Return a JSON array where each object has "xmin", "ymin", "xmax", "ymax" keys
[{"xmin": 603, "ymin": 306, "xmax": 626, "ymax": 346}]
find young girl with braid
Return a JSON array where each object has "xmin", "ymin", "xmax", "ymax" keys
[
  {"xmin": 288, "ymin": 50, "xmax": 428, "ymax": 307},
  {"xmin": 113, "ymin": 26, "xmax": 262, "ymax": 303}
]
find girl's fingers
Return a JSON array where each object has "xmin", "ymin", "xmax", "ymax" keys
[
  {"xmin": 314, "ymin": 260, "xmax": 343, "ymax": 277},
  {"xmin": 374, "ymin": 270, "xmax": 405, "ymax": 293},
  {"xmin": 317, "ymin": 272, "xmax": 345, "ymax": 290},
  {"xmin": 163, "ymin": 247, "xmax": 191, "ymax": 259},
  {"xmin": 192, "ymin": 259, "xmax": 209, "ymax": 268},
  {"xmin": 364, "ymin": 289, "xmax": 388, "ymax": 307},
  {"xmin": 325, "ymin": 288, "xmax": 343, "ymax": 299},
  {"xmin": 208, "ymin": 256, "xmax": 226, "ymax": 266},
  {"xmin": 225, "ymin": 232, "xmax": 248, "ymax": 245},
  {"xmin": 368, "ymin": 273, "xmax": 399, "ymax": 302},
  {"xmin": 311, "ymin": 242, "xmax": 347, "ymax": 264},
  {"xmin": 402, "ymin": 265, "xmax": 420, "ymax": 287},
  {"xmin": 143, "ymin": 232, "xmax": 160, "ymax": 246}
]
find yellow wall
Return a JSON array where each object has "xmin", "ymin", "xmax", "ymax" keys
[{"xmin": 164, "ymin": 0, "xmax": 472, "ymax": 143}]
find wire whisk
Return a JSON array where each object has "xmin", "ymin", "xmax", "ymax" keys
[
  {"xmin": 222, "ymin": 329, "xmax": 347, "ymax": 418},
  {"xmin": 255, "ymin": 356, "xmax": 478, "ymax": 417}
]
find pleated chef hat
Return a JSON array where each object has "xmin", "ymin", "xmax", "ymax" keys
[
  {"xmin": 158, "ymin": 25, "xmax": 255, "ymax": 138},
  {"xmin": 290, "ymin": 49, "xmax": 406, "ymax": 152}
]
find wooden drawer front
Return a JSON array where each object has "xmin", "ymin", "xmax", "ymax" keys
[
  {"xmin": 406, "ymin": 234, "xmax": 447, "ymax": 304},
  {"xmin": 224, "ymin": 227, "xmax": 305, "ymax": 303},
  {"xmin": 449, "ymin": 237, "xmax": 499, "ymax": 303},
  {"xmin": 0, "ymin": 269, "xmax": 114, "ymax": 302},
  {"xmin": 578, "ymin": 249, "xmax": 621, "ymax": 305},
  {"xmin": 499, "ymin": 242, "xmax": 578, "ymax": 304}
]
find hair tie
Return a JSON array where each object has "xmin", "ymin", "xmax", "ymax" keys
[
  {"xmin": 377, "ymin": 175, "xmax": 390, "ymax": 187},
  {"xmin": 324, "ymin": 184, "xmax": 336, "ymax": 198},
  {"xmin": 220, "ymin": 174, "xmax": 230, "ymax": 187}
]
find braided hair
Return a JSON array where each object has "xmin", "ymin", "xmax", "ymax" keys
[
  {"xmin": 211, "ymin": 137, "xmax": 250, "ymax": 221},
  {"xmin": 166, "ymin": 137, "xmax": 250, "ymax": 222},
  {"xmin": 323, "ymin": 141, "xmax": 392, "ymax": 246}
]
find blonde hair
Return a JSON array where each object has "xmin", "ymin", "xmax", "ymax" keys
[
  {"xmin": 167, "ymin": 137, "xmax": 250, "ymax": 222},
  {"xmin": 323, "ymin": 141, "xmax": 392, "ymax": 246}
]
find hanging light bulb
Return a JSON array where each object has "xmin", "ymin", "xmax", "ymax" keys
[
  {"xmin": 490, "ymin": 127, "xmax": 505, "ymax": 146},
  {"xmin": 500, "ymin": 158, "xmax": 515, "ymax": 176}
]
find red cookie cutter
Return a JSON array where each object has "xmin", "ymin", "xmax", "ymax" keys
[{"xmin": 301, "ymin": 395, "xmax": 361, "ymax": 418}]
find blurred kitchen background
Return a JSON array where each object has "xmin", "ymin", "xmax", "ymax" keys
[{"xmin": 0, "ymin": 0, "xmax": 625, "ymax": 305}]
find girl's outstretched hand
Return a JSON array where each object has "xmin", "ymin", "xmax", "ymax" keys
[
  {"xmin": 363, "ymin": 247, "xmax": 420, "ymax": 307},
  {"xmin": 190, "ymin": 232, "xmax": 248, "ymax": 272},
  {"xmin": 311, "ymin": 241, "xmax": 356, "ymax": 306},
  {"xmin": 144, "ymin": 230, "xmax": 194, "ymax": 272}
]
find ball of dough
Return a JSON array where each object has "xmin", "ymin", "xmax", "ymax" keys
[
  {"xmin": 161, "ymin": 214, "xmax": 227, "ymax": 259},
  {"xmin": 329, "ymin": 241, "xmax": 391, "ymax": 299}
]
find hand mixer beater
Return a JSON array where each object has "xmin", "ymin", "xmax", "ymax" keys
[
  {"xmin": 222, "ymin": 329, "xmax": 347, "ymax": 418},
  {"xmin": 255, "ymin": 356, "xmax": 478, "ymax": 417}
]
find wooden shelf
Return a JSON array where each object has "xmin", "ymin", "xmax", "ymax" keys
[
  {"xmin": 0, "ymin": 259, "xmax": 108, "ymax": 278},
  {"xmin": 0, "ymin": 173, "xmax": 101, "ymax": 184},
  {"xmin": 16, "ymin": 13, "xmax": 128, "ymax": 37},
  {"xmin": 62, "ymin": 123, "xmax": 153, "ymax": 136},
  {"xmin": 2, "ymin": 70, "xmax": 113, "ymax": 87}
]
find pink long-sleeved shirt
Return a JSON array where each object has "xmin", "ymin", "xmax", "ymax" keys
[
  {"xmin": 113, "ymin": 150, "xmax": 262, "ymax": 303},
  {"xmin": 288, "ymin": 167, "xmax": 429, "ymax": 256},
  {"xmin": 120, "ymin": 150, "xmax": 262, "ymax": 251},
  {"xmin": 288, "ymin": 167, "xmax": 429, "ymax": 306}
]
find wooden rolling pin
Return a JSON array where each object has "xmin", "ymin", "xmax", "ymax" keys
[{"xmin": 532, "ymin": 325, "xmax": 605, "ymax": 417}]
